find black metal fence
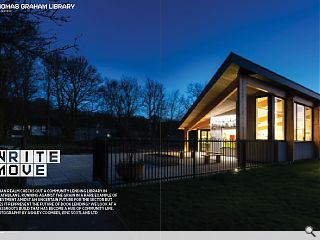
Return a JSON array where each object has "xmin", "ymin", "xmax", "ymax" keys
[{"xmin": 93, "ymin": 138, "xmax": 278, "ymax": 187}]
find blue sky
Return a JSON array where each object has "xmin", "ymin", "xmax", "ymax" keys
[{"xmin": 44, "ymin": 0, "xmax": 319, "ymax": 93}]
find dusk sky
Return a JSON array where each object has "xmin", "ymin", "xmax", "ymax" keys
[{"xmin": 44, "ymin": 0, "xmax": 319, "ymax": 93}]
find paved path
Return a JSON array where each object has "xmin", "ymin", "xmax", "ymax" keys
[
  {"xmin": 26, "ymin": 153, "xmax": 240, "ymax": 187},
  {"xmin": 27, "ymin": 154, "xmax": 93, "ymax": 186}
]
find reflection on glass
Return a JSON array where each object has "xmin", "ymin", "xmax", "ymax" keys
[
  {"xmin": 274, "ymin": 97, "xmax": 284, "ymax": 140},
  {"xmin": 200, "ymin": 130, "xmax": 209, "ymax": 152},
  {"xmin": 305, "ymin": 107, "xmax": 312, "ymax": 141},
  {"xmin": 294, "ymin": 103, "xmax": 312, "ymax": 141},
  {"xmin": 201, "ymin": 131, "xmax": 207, "ymax": 140},
  {"xmin": 256, "ymin": 97, "xmax": 268, "ymax": 140},
  {"xmin": 296, "ymin": 104, "xmax": 305, "ymax": 141}
]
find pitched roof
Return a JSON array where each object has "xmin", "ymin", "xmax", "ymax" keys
[{"xmin": 179, "ymin": 52, "xmax": 320, "ymax": 129}]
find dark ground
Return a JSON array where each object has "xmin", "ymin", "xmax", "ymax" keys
[
  {"xmin": 116, "ymin": 160, "xmax": 320, "ymax": 231},
  {"xmin": 0, "ymin": 182, "xmax": 126, "ymax": 231},
  {"xmin": 0, "ymin": 160, "xmax": 319, "ymax": 231}
]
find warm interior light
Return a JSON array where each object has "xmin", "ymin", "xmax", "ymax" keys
[
  {"xmin": 274, "ymin": 97, "xmax": 285, "ymax": 140},
  {"xmin": 256, "ymin": 97, "xmax": 268, "ymax": 140}
]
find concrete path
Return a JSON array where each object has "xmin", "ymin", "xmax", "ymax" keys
[{"xmin": 27, "ymin": 154, "xmax": 93, "ymax": 186}]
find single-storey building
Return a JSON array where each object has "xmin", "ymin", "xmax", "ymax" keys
[{"xmin": 179, "ymin": 53, "xmax": 320, "ymax": 162}]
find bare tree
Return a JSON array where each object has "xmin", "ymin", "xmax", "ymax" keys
[
  {"xmin": 143, "ymin": 78, "xmax": 165, "ymax": 137},
  {"xmin": 53, "ymin": 56, "xmax": 102, "ymax": 139},
  {"xmin": 143, "ymin": 78, "xmax": 166, "ymax": 119},
  {"xmin": 166, "ymin": 90, "xmax": 185, "ymax": 121},
  {"xmin": 103, "ymin": 77, "xmax": 140, "ymax": 117},
  {"xmin": 0, "ymin": 0, "xmax": 77, "ymax": 142},
  {"xmin": 0, "ymin": 0, "xmax": 76, "ymax": 59},
  {"xmin": 187, "ymin": 82, "xmax": 204, "ymax": 100},
  {"xmin": 103, "ymin": 79, "xmax": 122, "ymax": 117},
  {"xmin": 120, "ymin": 77, "xmax": 140, "ymax": 118},
  {"xmin": 42, "ymin": 52, "xmax": 64, "ymax": 135},
  {"xmin": 62, "ymin": 56, "xmax": 101, "ymax": 111},
  {"xmin": 181, "ymin": 82, "xmax": 205, "ymax": 110}
]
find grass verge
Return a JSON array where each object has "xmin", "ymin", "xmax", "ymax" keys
[{"xmin": 116, "ymin": 160, "xmax": 320, "ymax": 230}]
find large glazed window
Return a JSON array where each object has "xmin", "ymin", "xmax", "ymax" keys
[
  {"xmin": 256, "ymin": 97, "xmax": 268, "ymax": 140},
  {"xmin": 274, "ymin": 97, "xmax": 285, "ymax": 140},
  {"xmin": 296, "ymin": 104, "xmax": 305, "ymax": 141},
  {"xmin": 305, "ymin": 107, "xmax": 312, "ymax": 141},
  {"xmin": 294, "ymin": 103, "xmax": 312, "ymax": 141}
]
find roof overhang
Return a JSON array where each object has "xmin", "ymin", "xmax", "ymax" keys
[{"xmin": 178, "ymin": 52, "xmax": 320, "ymax": 130}]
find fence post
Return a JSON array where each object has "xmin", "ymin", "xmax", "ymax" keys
[
  {"xmin": 273, "ymin": 141, "xmax": 278, "ymax": 164},
  {"xmin": 105, "ymin": 138, "xmax": 109, "ymax": 186},
  {"xmin": 92, "ymin": 138, "xmax": 99, "ymax": 181},
  {"xmin": 93, "ymin": 137, "xmax": 107, "ymax": 185},
  {"xmin": 242, "ymin": 141, "xmax": 246, "ymax": 169},
  {"xmin": 192, "ymin": 140, "xmax": 196, "ymax": 179},
  {"xmin": 238, "ymin": 140, "xmax": 246, "ymax": 170}
]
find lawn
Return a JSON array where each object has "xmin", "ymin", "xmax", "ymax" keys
[{"xmin": 116, "ymin": 160, "xmax": 320, "ymax": 230}]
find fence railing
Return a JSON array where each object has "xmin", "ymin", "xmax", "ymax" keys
[{"xmin": 93, "ymin": 138, "xmax": 278, "ymax": 187}]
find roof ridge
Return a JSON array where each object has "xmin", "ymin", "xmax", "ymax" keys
[{"xmin": 230, "ymin": 52, "xmax": 320, "ymax": 96}]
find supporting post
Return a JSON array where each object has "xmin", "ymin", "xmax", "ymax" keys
[
  {"xmin": 313, "ymin": 103, "xmax": 320, "ymax": 159},
  {"xmin": 285, "ymin": 95, "xmax": 295, "ymax": 162},
  {"xmin": 93, "ymin": 138, "xmax": 105, "ymax": 181},
  {"xmin": 236, "ymin": 74, "xmax": 247, "ymax": 169},
  {"xmin": 184, "ymin": 129, "xmax": 189, "ymax": 152},
  {"xmin": 268, "ymin": 95, "xmax": 275, "ymax": 141},
  {"xmin": 237, "ymin": 75, "xmax": 247, "ymax": 140}
]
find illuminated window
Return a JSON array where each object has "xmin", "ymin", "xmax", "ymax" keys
[
  {"xmin": 305, "ymin": 107, "xmax": 312, "ymax": 141},
  {"xmin": 274, "ymin": 97, "xmax": 285, "ymax": 140},
  {"xmin": 256, "ymin": 97, "xmax": 268, "ymax": 140},
  {"xmin": 294, "ymin": 103, "xmax": 312, "ymax": 141},
  {"xmin": 296, "ymin": 104, "xmax": 305, "ymax": 141}
]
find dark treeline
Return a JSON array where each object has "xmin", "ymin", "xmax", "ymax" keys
[{"xmin": 0, "ymin": 0, "xmax": 205, "ymax": 142}]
